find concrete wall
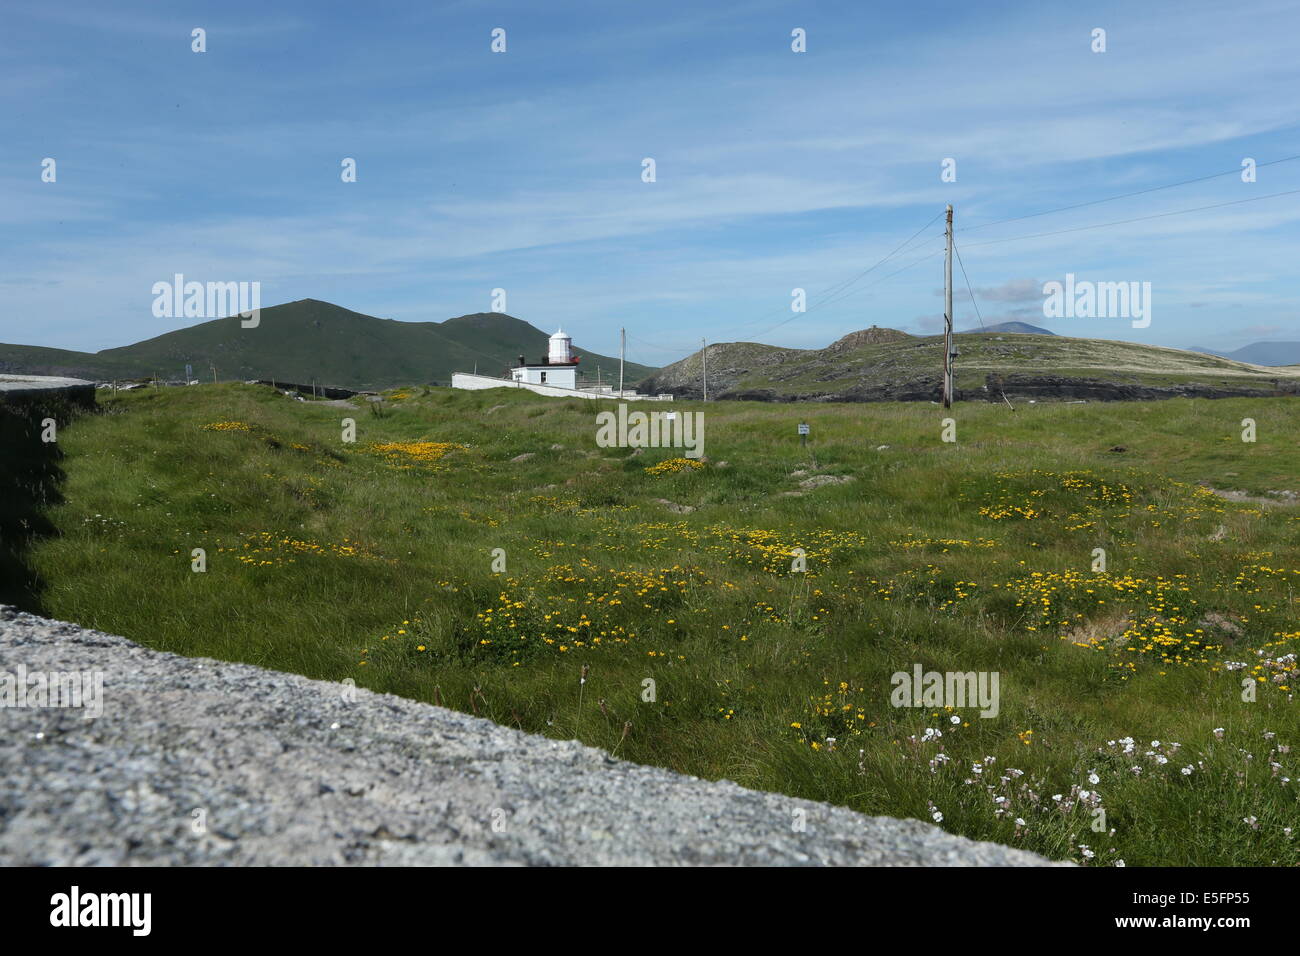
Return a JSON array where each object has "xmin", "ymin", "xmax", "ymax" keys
[
  {"xmin": 0, "ymin": 374, "xmax": 95, "ymax": 408},
  {"xmin": 452, "ymin": 373, "xmax": 672, "ymax": 401},
  {"xmin": 0, "ymin": 607, "xmax": 1063, "ymax": 866}
]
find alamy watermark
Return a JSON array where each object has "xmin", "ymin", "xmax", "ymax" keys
[
  {"xmin": 596, "ymin": 404, "xmax": 704, "ymax": 458},
  {"xmin": 50, "ymin": 886, "xmax": 150, "ymax": 935},
  {"xmin": 890, "ymin": 664, "xmax": 1000, "ymax": 718},
  {"xmin": 1, "ymin": 664, "xmax": 104, "ymax": 718},
  {"xmin": 1043, "ymin": 273, "xmax": 1151, "ymax": 328},
  {"xmin": 152, "ymin": 274, "xmax": 260, "ymax": 328}
]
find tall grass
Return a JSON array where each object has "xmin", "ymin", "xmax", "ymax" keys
[{"xmin": 23, "ymin": 384, "xmax": 1300, "ymax": 865}]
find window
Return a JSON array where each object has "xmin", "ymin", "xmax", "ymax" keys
[{"xmin": 540, "ymin": 372, "xmax": 547, "ymax": 383}]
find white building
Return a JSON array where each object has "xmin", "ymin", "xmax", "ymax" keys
[
  {"xmin": 509, "ymin": 329, "xmax": 578, "ymax": 389},
  {"xmin": 452, "ymin": 327, "xmax": 673, "ymax": 401}
]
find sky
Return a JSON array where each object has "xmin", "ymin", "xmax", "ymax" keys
[{"xmin": 4, "ymin": 0, "xmax": 1299, "ymax": 367}]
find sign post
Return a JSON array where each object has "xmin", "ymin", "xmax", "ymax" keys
[{"xmin": 798, "ymin": 422, "xmax": 810, "ymax": 448}]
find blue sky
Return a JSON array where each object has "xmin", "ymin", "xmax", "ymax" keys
[{"xmin": 4, "ymin": 0, "xmax": 1299, "ymax": 366}]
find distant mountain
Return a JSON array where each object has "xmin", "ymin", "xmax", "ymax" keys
[
  {"xmin": 959, "ymin": 321, "xmax": 1055, "ymax": 335},
  {"xmin": 639, "ymin": 328, "xmax": 1300, "ymax": 402},
  {"xmin": 1188, "ymin": 341, "xmax": 1300, "ymax": 367},
  {"xmin": 0, "ymin": 300, "xmax": 657, "ymax": 390}
]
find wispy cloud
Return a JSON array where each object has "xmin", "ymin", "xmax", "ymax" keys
[{"xmin": 2, "ymin": 0, "xmax": 1299, "ymax": 359}]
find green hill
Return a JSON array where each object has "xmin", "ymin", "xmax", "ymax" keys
[
  {"xmin": 0, "ymin": 299, "xmax": 657, "ymax": 390},
  {"xmin": 640, "ymin": 327, "xmax": 1300, "ymax": 402}
]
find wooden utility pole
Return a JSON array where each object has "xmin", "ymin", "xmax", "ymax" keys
[
  {"xmin": 701, "ymin": 337, "xmax": 708, "ymax": 402},
  {"xmin": 618, "ymin": 327, "xmax": 625, "ymax": 398},
  {"xmin": 943, "ymin": 204, "xmax": 954, "ymax": 409}
]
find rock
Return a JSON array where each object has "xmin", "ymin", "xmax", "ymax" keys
[
  {"xmin": 875, "ymin": 445, "xmax": 890, "ymax": 451},
  {"xmin": 653, "ymin": 499, "xmax": 696, "ymax": 514},
  {"xmin": 1208, "ymin": 524, "xmax": 1227, "ymax": 542},
  {"xmin": 511, "ymin": 453, "xmax": 535, "ymax": 463},
  {"xmin": 1205, "ymin": 487, "xmax": 1298, "ymax": 509},
  {"xmin": 629, "ymin": 448, "xmax": 643, "ymax": 457},
  {"xmin": 798, "ymin": 474, "xmax": 854, "ymax": 490},
  {"xmin": 550, "ymin": 444, "xmax": 565, "ymax": 451},
  {"xmin": 1108, "ymin": 446, "xmax": 1127, "ymax": 453},
  {"xmin": 1197, "ymin": 612, "xmax": 1244, "ymax": 639},
  {"xmin": 823, "ymin": 327, "xmax": 913, "ymax": 353},
  {"xmin": 0, "ymin": 608, "xmax": 1065, "ymax": 866}
]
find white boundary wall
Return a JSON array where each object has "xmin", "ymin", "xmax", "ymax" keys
[{"xmin": 452, "ymin": 373, "xmax": 672, "ymax": 401}]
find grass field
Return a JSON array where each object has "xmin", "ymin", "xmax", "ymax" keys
[{"xmin": 13, "ymin": 383, "xmax": 1300, "ymax": 865}]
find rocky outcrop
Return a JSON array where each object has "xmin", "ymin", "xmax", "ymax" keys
[
  {"xmin": 638, "ymin": 328, "xmax": 1300, "ymax": 403},
  {"xmin": 989, "ymin": 374, "xmax": 1286, "ymax": 402},
  {"xmin": 823, "ymin": 326, "xmax": 913, "ymax": 353}
]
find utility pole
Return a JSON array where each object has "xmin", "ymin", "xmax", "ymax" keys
[
  {"xmin": 701, "ymin": 337, "xmax": 708, "ymax": 402},
  {"xmin": 211, "ymin": 364, "xmax": 217, "ymax": 385},
  {"xmin": 943, "ymin": 203, "xmax": 954, "ymax": 409},
  {"xmin": 618, "ymin": 327, "xmax": 625, "ymax": 398}
]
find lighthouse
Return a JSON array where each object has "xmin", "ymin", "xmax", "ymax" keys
[
  {"xmin": 450, "ymin": 325, "xmax": 671, "ymax": 401},
  {"xmin": 548, "ymin": 328, "xmax": 574, "ymax": 364},
  {"xmin": 505, "ymin": 328, "xmax": 580, "ymax": 389}
]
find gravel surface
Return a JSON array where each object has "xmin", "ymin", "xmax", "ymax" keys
[{"xmin": 0, "ymin": 607, "xmax": 1065, "ymax": 866}]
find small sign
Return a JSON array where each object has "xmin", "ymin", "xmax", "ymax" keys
[
  {"xmin": 665, "ymin": 411, "xmax": 677, "ymax": 421},
  {"xmin": 797, "ymin": 423, "xmax": 810, "ymax": 435},
  {"xmin": 185, "ymin": 364, "xmax": 193, "ymax": 380}
]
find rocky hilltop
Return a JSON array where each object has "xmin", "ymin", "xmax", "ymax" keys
[{"xmin": 639, "ymin": 328, "xmax": 1300, "ymax": 403}]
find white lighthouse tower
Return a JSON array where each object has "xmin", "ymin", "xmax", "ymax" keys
[
  {"xmin": 505, "ymin": 327, "xmax": 580, "ymax": 389},
  {"xmin": 451, "ymin": 324, "xmax": 671, "ymax": 401},
  {"xmin": 548, "ymin": 328, "xmax": 574, "ymax": 364}
]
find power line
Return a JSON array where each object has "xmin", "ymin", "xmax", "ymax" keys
[
  {"xmin": 660, "ymin": 208, "xmax": 948, "ymax": 349},
  {"xmin": 738, "ymin": 239, "xmax": 945, "ymax": 341},
  {"xmin": 625, "ymin": 241, "xmax": 945, "ymax": 355},
  {"xmin": 630, "ymin": 158, "xmax": 1300, "ymax": 362},
  {"xmin": 796, "ymin": 241, "xmax": 944, "ymax": 316},
  {"xmin": 960, "ymin": 187, "xmax": 1300, "ymax": 250},
  {"xmin": 958, "ymin": 153, "xmax": 1300, "ymax": 234},
  {"xmin": 951, "ymin": 238, "xmax": 985, "ymax": 331},
  {"xmin": 784, "ymin": 210, "xmax": 945, "ymax": 314}
]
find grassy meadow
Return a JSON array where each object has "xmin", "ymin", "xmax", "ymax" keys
[{"xmin": 15, "ymin": 383, "xmax": 1300, "ymax": 865}]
